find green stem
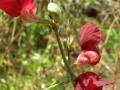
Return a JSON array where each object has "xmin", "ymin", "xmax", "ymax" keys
[
  {"xmin": 52, "ymin": 25, "xmax": 75, "ymax": 84},
  {"xmin": 11, "ymin": 18, "xmax": 17, "ymax": 42}
]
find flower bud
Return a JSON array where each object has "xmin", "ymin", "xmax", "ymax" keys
[{"xmin": 47, "ymin": 2, "xmax": 61, "ymax": 15}]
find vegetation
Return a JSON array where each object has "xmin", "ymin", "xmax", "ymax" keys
[{"xmin": 0, "ymin": 0, "xmax": 120, "ymax": 90}]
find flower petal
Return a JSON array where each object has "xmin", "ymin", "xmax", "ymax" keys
[
  {"xmin": 0, "ymin": 0, "xmax": 36, "ymax": 17},
  {"xmin": 74, "ymin": 50, "xmax": 100, "ymax": 66},
  {"xmin": 0, "ymin": 0, "xmax": 22, "ymax": 16},
  {"xmin": 80, "ymin": 23, "xmax": 101, "ymax": 50},
  {"xmin": 74, "ymin": 72, "xmax": 112, "ymax": 90}
]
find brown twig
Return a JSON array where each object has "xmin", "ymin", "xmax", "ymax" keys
[
  {"xmin": 101, "ymin": 16, "xmax": 119, "ymax": 90},
  {"xmin": 102, "ymin": 16, "xmax": 118, "ymax": 48}
]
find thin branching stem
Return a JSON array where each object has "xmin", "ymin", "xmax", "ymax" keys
[{"xmin": 52, "ymin": 24, "xmax": 75, "ymax": 84}]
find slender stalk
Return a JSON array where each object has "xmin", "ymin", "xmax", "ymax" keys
[
  {"xmin": 11, "ymin": 18, "xmax": 17, "ymax": 42},
  {"xmin": 52, "ymin": 25, "xmax": 75, "ymax": 84}
]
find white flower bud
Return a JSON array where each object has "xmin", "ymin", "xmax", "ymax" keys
[{"xmin": 47, "ymin": 2, "xmax": 61, "ymax": 14}]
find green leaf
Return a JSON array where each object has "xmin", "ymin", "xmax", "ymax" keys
[
  {"xmin": 44, "ymin": 81, "xmax": 65, "ymax": 90},
  {"xmin": 84, "ymin": 0, "xmax": 93, "ymax": 6}
]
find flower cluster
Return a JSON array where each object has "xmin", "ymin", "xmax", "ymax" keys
[
  {"xmin": 74, "ymin": 23, "xmax": 101, "ymax": 66},
  {"xmin": 73, "ymin": 23, "xmax": 113, "ymax": 90}
]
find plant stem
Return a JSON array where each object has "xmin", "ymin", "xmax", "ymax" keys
[
  {"xmin": 11, "ymin": 18, "xmax": 17, "ymax": 42},
  {"xmin": 52, "ymin": 25, "xmax": 75, "ymax": 84}
]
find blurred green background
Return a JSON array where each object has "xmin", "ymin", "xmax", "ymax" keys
[{"xmin": 0, "ymin": 0, "xmax": 120, "ymax": 90}]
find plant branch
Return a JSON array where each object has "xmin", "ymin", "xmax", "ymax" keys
[
  {"xmin": 11, "ymin": 18, "xmax": 17, "ymax": 42},
  {"xmin": 52, "ymin": 24, "xmax": 75, "ymax": 84}
]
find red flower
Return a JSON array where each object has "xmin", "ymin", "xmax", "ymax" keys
[
  {"xmin": 0, "ymin": 0, "xmax": 37, "ymax": 21},
  {"xmin": 74, "ymin": 23, "xmax": 101, "ymax": 66},
  {"xmin": 74, "ymin": 72, "xmax": 113, "ymax": 90}
]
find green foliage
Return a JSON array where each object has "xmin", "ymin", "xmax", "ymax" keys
[
  {"xmin": 107, "ymin": 28, "xmax": 117, "ymax": 49},
  {"xmin": 84, "ymin": 0, "xmax": 93, "ymax": 6},
  {"xmin": 45, "ymin": 81, "xmax": 65, "ymax": 90}
]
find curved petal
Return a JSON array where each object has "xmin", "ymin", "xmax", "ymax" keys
[
  {"xmin": 73, "ymin": 50, "xmax": 100, "ymax": 66},
  {"xmin": 0, "ymin": 0, "xmax": 36, "ymax": 17},
  {"xmin": 0, "ymin": 0, "xmax": 22, "ymax": 16},
  {"xmin": 74, "ymin": 72, "xmax": 113, "ymax": 90},
  {"xmin": 80, "ymin": 23, "xmax": 101, "ymax": 50}
]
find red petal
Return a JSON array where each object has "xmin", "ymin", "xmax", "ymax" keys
[
  {"xmin": 73, "ymin": 51, "xmax": 89, "ymax": 66},
  {"xmin": 0, "ymin": 0, "xmax": 36, "ymax": 17},
  {"xmin": 20, "ymin": 1, "xmax": 37, "ymax": 21},
  {"xmin": 20, "ymin": 0, "xmax": 36, "ymax": 15},
  {"xmin": 0, "ymin": 0, "xmax": 21, "ymax": 16},
  {"xmin": 74, "ymin": 50, "xmax": 100, "ymax": 66},
  {"xmin": 74, "ymin": 72, "xmax": 112, "ymax": 90},
  {"xmin": 75, "ymin": 83, "xmax": 83, "ymax": 90},
  {"xmin": 80, "ymin": 23, "xmax": 101, "ymax": 50}
]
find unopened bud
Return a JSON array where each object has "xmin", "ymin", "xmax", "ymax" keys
[{"xmin": 47, "ymin": 2, "xmax": 61, "ymax": 15}]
